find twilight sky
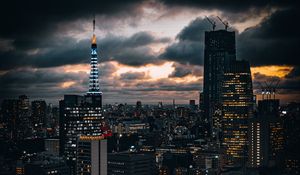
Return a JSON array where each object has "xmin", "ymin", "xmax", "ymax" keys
[{"xmin": 0, "ymin": 0, "xmax": 299, "ymax": 105}]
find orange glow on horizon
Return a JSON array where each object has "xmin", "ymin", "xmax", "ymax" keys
[
  {"xmin": 171, "ymin": 74, "xmax": 202, "ymax": 83},
  {"xmin": 61, "ymin": 81, "xmax": 76, "ymax": 88},
  {"xmin": 114, "ymin": 61, "xmax": 175, "ymax": 80},
  {"xmin": 61, "ymin": 61, "xmax": 202, "ymax": 85},
  {"xmin": 63, "ymin": 64, "xmax": 90, "ymax": 74},
  {"xmin": 251, "ymin": 65, "xmax": 293, "ymax": 78}
]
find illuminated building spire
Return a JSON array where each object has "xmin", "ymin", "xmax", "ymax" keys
[{"xmin": 88, "ymin": 15, "xmax": 101, "ymax": 95}]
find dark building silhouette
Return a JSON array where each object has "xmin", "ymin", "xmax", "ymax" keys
[
  {"xmin": 249, "ymin": 99, "xmax": 284, "ymax": 168},
  {"xmin": 203, "ymin": 30, "xmax": 236, "ymax": 132},
  {"xmin": 282, "ymin": 102, "xmax": 300, "ymax": 174},
  {"xmin": 24, "ymin": 154, "xmax": 70, "ymax": 175},
  {"xmin": 0, "ymin": 95, "xmax": 31, "ymax": 141},
  {"xmin": 136, "ymin": 101, "xmax": 142, "ymax": 110},
  {"xmin": 31, "ymin": 100, "xmax": 47, "ymax": 129},
  {"xmin": 19, "ymin": 95, "xmax": 30, "ymax": 111},
  {"xmin": 108, "ymin": 153, "xmax": 156, "ymax": 175},
  {"xmin": 199, "ymin": 92, "xmax": 204, "ymax": 111}
]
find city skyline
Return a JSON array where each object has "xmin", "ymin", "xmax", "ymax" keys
[
  {"xmin": 0, "ymin": 1, "xmax": 299, "ymax": 105},
  {"xmin": 1, "ymin": 2, "xmax": 299, "ymax": 174}
]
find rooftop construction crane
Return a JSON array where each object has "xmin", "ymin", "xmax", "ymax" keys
[
  {"xmin": 205, "ymin": 16, "xmax": 216, "ymax": 31},
  {"xmin": 217, "ymin": 16, "xmax": 229, "ymax": 30}
]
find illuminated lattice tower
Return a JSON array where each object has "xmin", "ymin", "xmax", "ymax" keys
[{"xmin": 88, "ymin": 17, "xmax": 102, "ymax": 95}]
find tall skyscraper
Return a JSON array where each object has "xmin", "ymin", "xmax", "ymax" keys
[
  {"xmin": 1, "ymin": 99, "xmax": 20, "ymax": 140},
  {"xmin": 249, "ymin": 99, "xmax": 284, "ymax": 168},
  {"xmin": 202, "ymin": 28, "xmax": 254, "ymax": 166},
  {"xmin": 59, "ymin": 17, "xmax": 107, "ymax": 175},
  {"xmin": 31, "ymin": 100, "xmax": 47, "ymax": 129},
  {"xmin": 18, "ymin": 95, "xmax": 30, "ymax": 111},
  {"xmin": 221, "ymin": 60, "xmax": 254, "ymax": 166},
  {"xmin": 282, "ymin": 102, "xmax": 300, "ymax": 174},
  {"xmin": 0, "ymin": 95, "xmax": 32, "ymax": 140},
  {"xmin": 203, "ymin": 30, "xmax": 236, "ymax": 132},
  {"xmin": 59, "ymin": 95, "xmax": 103, "ymax": 174}
]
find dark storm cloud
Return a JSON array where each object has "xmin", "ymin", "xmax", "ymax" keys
[
  {"xmin": 0, "ymin": 0, "xmax": 152, "ymax": 71},
  {"xmin": 0, "ymin": 0, "xmax": 142, "ymax": 38},
  {"xmin": 252, "ymin": 73, "xmax": 281, "ymax": 86},
  {"xmin": 169, "ymin": 65, "xmax": 192, "ymax": 78},
  {"xmin": 176, "ymin": 18, "xmax": 211, "ymax": 41},
  {"xmin": 162, "ymin": 6, "xmax": 300, "ymax": 67},
  {"xmin": 98, "ymin": 62, "xmax": 118, "ymax": 77},
  {"xmin": 0, "ymin": 69, "xmax": 82, "ymax": 85},
  {"xmin": 1, "ymin": 0, "xmax": 297, "ymax": 70},
  {"xmin": 0, "ymin": 68, "xmax": 87, "ymax": 101},
  {"xmin": 96, "ymin": 31, "xmax": 169, "ymax": 66},
  {"xmin": 0, "ymin": 38, "xmax": 90, "ymax": 70},
  {"xmin": 161, "ymin": 40, "xmax": 203, "ymax": 65},
  {"xmin": 113, "ymin": 47, "xmax": 159, "ymax": 66},
  {"xmin": 0, "ymin": 62, "xmax": 121, "ymax": 102},
  {"xmin": 0, "ymin": 31, "xmax": 169, "ymax": 70},
  {"xmin": 120, "ymin": 72, "xmax": 147, "ymax": 80},
  {"xmin": 160, "ymin": 17, "xmax": 211, "ymax": 65},
  {"xmin": 100, "ymin": 32, "xmax": 168, "ymax": 66},
  {"xmin": 161, "ymin": 0, "xmax": 296, "ymax": 13},
  {"xmin": 124, "ymin": 32, "xmax": 170, "ymax": 47},
  {"xmin": 169, "ymin": 63, "xmax": 203, "ymax": 78},
  {"xmin": 237, "ymin": 7, "xmax": 300, "ymax": 66},
  {"xmin": 285, "ymin": 67, "xmax": 300, "ymax": 79},
  {"xmin": 280, "ymin": 66, "xmax": 300, "ymax": 91},
  {"xmin": 1, "ymin": 0, "xmax": 299, "ymax": 103}
]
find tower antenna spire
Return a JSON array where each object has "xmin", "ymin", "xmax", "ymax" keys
[
  {"xmin": 93, "ymin": 14, "xmax": 95, "ymax": 34},
  {"xmin": 88, "ymin": 14, "xmax": 101, "ymax": 95}
]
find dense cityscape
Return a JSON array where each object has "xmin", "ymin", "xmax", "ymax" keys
[{"xmin": 0, "ymin": 1, "xmax": 299, "ymax": 175}]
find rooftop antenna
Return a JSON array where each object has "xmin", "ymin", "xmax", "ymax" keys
[
  {"xmin": 217, "ymin": 16, "xmax": 229, "ymax": 30},
  {"xmin": 257, "ymin": 82, "xmax": 265, "ymax": 100},
  {"xmin": 265, "ymin": 79, "xmax": 280, "ymax": 100},
  {"xmin": 258, "ymin": 79, "xmax": 280, "ymax": 100},
  {"xmin": 205, "ymin": 16, "xmax": 216, "ymax": 31}
]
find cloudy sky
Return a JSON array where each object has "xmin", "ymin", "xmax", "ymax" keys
[{"xmin": 0, "ymin": 0, "xmax": 299, "ymax": 105}]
